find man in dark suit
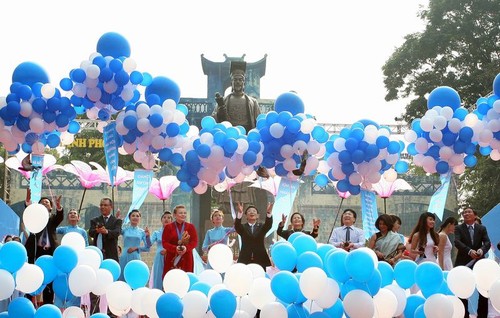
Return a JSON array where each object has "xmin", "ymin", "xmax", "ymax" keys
[
  {"xmin": 25, "ymin": 195, "xmax": 64, "ymax": 305},
  {"xmin": 454, "ymin": 207, "xmax": 491, "ymax": 318},
  {"xmin": 88, "ymin": 197, "xmax": 122, "ymax": 315},
  {"xmin": 89, "ymin": 197, "xmax": 122, "ymax": 262},
  {"xmin": 234, "ymin": 202, "xmax": 273, "ymax": 269}
]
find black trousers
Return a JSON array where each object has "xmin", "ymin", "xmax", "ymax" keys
[{"xmin": 461, "ymin": 293, "xmax": 488, "ymax": 318}]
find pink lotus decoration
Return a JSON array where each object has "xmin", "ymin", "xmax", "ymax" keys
[
  {"xmin": 249, "ymin": 176, "xmax": 282, "ymax": 197},
  {"xmin": 149, "ymin": 176, "xmax": 180, "ymax": 210},
  {"xmin": 88, "ymin": 162, "xmax": 134, "ymax": 187},
  {"xmin": 5, "ymin": 153, "xmax": 63, "ymax": 180},
  {"xmin": 63, "ymin": 161, "xmax": 103, "ymax": 189},
  {"xmin": 371, "ymin": 173, "xmax": 412, "ymax": 213},
  {"xmin": 63, "ymin": 161, "xmax": 105, "ymax": 213}
]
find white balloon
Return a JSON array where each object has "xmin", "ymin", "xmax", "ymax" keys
[
  {"xmin": 424, "ymin": 293, "xmax": 453, "ymax": 318},
  {"xmin": 62, "ymin": 306, "xmax": 85, "ymax": 318},
  {"xmin": 373, "ymin": 288, "xmax": 398, "ymax": 318},
  {"xmin": 236, "ymin": 295, "xmax": 257, "ymax": 318},
  {"xmin": 15, "ymin": 263, "xmax": 44, "ymax": 294},
  {"xmin": 314, "ymin": 278, "xmax": 340, "ymax": 309},
  {"xmin": 0, "ymin": 269, "xmax": 15, "ymax": 300},
  {"xmin": 198, "ymin": 269, "xmax": 223, "ymax": 286},
  {"xmin": 106, "ymin": 281, "xmax": 133, "ymax": 312},
  {"xmin": 224, "ymin": 263, "xmax": 253, "ymax": 297},
  {"xmin": 447, "ymin": 266, "xmax": 476, "ymax": 298},
  {"xmin": 473, "ymin": 259, "xmax": 500, "ymax": 296},
  {"xmin": 61, "ymin": 232, "xmax": 86, "ymax": 252},
  {"xmin": 23, "ymin": 203, "xmax": 49, "ymax": 234},
  {"xmin": 130, "ymin": 287, "xmax": 150, "ymax": 315},
  {"xmin": 260, "ymin": 301, "xmax": 287, "ymax": 318},
  {"xmin": 182, "ymin": 290, "xmax": 209, "ymax": 318},
  {"xmin": 208, "ymin": 244, "xmax": 234, "ymax": 273},
  {"xmin": 69, "ymin": 265, "xmax": 96, "ymax": 296},
  {"xmin": 343, "ymin": 290, "xmax": 374, "ymax": 318},
  {"xmin": 163, "ymin": 268, "xmax": 190, "ymax": 297},
  {"xmin": 248, "ymin": 277, "xmax": 275, "ymax": 310},
  {"xmin": 299, "ymin": 267, "xmax": 328, "ymax": 300},
  {"xmin": 142, "ymin": 288, "xmax": 164, "ymax": 318},
  {"xmin": 91, "ymin": 268, "xmax": 114, "ymax": 296},
  {"xmin": 385, "ymin": 284, "xmax": 407, "ymax": 316},
  {"xmin": 448, "ymin": 295, "xmax": 465, "ymax": 318}
]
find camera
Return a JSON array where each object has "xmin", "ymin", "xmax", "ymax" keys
[
  {"xmin": 97, "ymin": 223, "xmax": 104, "ymax": 228},
  {"xmin": 343, "ymin": 241, "xmax": 350, "ymax": 248}
]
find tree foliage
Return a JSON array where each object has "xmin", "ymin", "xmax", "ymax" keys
[{"xmin": 383, "ymin": 0, "xmax": 500, "ymax": 214}]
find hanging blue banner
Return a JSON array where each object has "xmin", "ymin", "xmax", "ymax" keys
[
  {"xmin": 29, "ymin": 154, "xmax": 44, "ymax": 204},
  {"xmin": 428, "ymin": 172, "xmax": 452, "ymax": 220},
  {"xmin": 124, "ymin": 169, "xmax": 153, "ymax": 224},
  {"xmin": 268, "ymin": 179, "xmax": 301, "ymax": 237},
  {"xmin": 360, "ymin": 189, "xmax": 378, "ymax": 240},
  {"xmin": 103, "ymin": 122, "xmax": 119, "ymax": 187}
]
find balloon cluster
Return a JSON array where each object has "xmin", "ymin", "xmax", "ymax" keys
[
  {"xmin": 321, "ymin": 120, "xmax": 406, "ymax": 195},
  {"xmin": 173, "ymin": 116, "xmax": 263, "ymax": 194},
  {"xmin": 59, "ymin": 32, "xmax": 146, "ymax": 122},
  {"xmin": 115, "ymin": 95, "xmax": 192, "ymax": 170},
  {"xmin": 256, "ymin": 92, "xmax": 329, "ymax": 180},
  {"xmin": 471, "ymin": 73, "xmax": 500, "ymax": 160},
  {"xmin": 0, "ymin": 62, "xmax": 80, "ymax": 154},
  {"xmin": 405, "ymin": 86, "xmax": 483, "ymax": 174}
]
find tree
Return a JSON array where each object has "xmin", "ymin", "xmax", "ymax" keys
[{"xmin": 383, "ymin": 0, "xmax": 500, "ymax": 214}]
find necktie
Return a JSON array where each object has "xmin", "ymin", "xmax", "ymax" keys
[
  {"xmin": 345, "ymin": 226, "xmax": 351, "ymax": 242},
  {"xmin": 104, "ymin": 216, "xmax": 108, "ymax": 224},
  {"xmin": 250, "ymin": 225, "xmax": 254, "ymax": 234},
  {"xmin": 39, "ymin": 228, "xmax": 50, "ymax": 248},
  {"xmin": 468, "ymin": 225, "xmax": 474, "ymax": 244}
]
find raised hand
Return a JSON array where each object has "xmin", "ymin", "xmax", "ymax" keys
[
  {"xmin": 237, "ymin": 202, "xmax": 244, "ymax": 219},
  {"xmin": 281, "ymin": 214, "xmax": 287, "ymax": 225},
  {"xmin": 266, "ymin": 202, "xmax": 274, "ymax": 215},
  {"xmin": 313, "ymin": 218, "xmax": 321, "ymax": 228}
]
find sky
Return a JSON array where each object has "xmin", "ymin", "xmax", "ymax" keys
[{"xmin": 0, "ymin": 0, "xmax": 428, "ymax": 126}]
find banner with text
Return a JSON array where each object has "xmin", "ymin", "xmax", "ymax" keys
[
  {"xmin": 103, "ymin": 122, "xmax": 119, "ymax": 187},
  {"xmin": 29, "ymin": 155, "xmax": 44, "ymax": 204},
  {"xmin": 360, "ymin": 189, "xmax": 378, "ymax": 240},
  {"xmin": 124, "ymin": 169, "xmax": 154, "ymax": 224}
]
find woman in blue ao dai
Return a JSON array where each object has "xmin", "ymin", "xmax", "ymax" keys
[
  {"xmin": 119, "ymin": 209, "xmax": 151, "ymax": 281},
  {"xmin": 150, "ymin": 211, "xmax": 172, "ymax": 289},
  {"xmin": 202, "ymin": 209, "xmax": 235, "ymax": 267}
]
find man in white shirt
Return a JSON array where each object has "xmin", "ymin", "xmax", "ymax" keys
[{"xmin": 328, "ymin": 209, "xmax": 365, "ymax": 251}]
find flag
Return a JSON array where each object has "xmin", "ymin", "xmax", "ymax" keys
[
  {"xmin": 29, "ymin": 154, "xmax": 44, "ymax": 204},
  {"xmin": 124, "ymin": 169, "xmax": 153, "ymax": 224},
  {"xmin": 360, "ymin": 189, "xmax": 378, "ymax": 240},
  {"xmin": 267, "ymin": 179, "xmax": 301, "ymax": 237},
  {"xmin": 428, "ymin": 172, "xmax": 452, "ymax": 220},
  {"xmin": 103, "ymin": 122, "xmax": 119, "ymax": 187}
]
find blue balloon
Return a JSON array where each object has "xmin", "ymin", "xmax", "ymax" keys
[
  {"xmin": 493, "ymin": 73, "xmax": 500, "ymax": 96},
  {"xmin": 274, "ymin": 92, "xmax": 305, "ymax": 115},
  {"xmin": 0, "ymin": 241, "xmax": 27, "ymax": 273},
  {"xmin": 394, "ymin": 161, "xmax": 409, "ymax": 174},
  {"xmin": 8, "ymin": 297, "xmax": 35, "ymax": 318},
  {"xmin": 145, "ymin": 76, "xmax": 181, "ymax": 104},
  {"xmin": 357, "ymin": 119, "xmax": 379, "ymax": 129},
  {"xmin": 52, "ymin": 273, "xmax": 74, "ymax": 302},
  {"xmin": 124, "ymin": 260, "xmax": 150, "ymax": 289},
  {"xmin": 34, "ymin": 305, "xmax": 61, "ymax": 318},
  {"xmin": 190, "ymin": 281, "xmax": 211, "ymax": 295},
  {"xmin": 271, "ymin": 271, "xmax": 299, "ymax": 304},
  {"xmin": 345, "ymin": 249, "xmax": 375, "ymax": 283},
  {"xmin": 156, "ymin": 293, "xmax": 183, "ymax": 318},
  {"xmin": 12, "ymin": 62, "xmax": 49, "ymax": 87},
  {"xmin": 296, "ymin": 251, "xmax": 323, "ymax": 272},
  {"xmin": 90, "ymin": 314, "xmax": 109, "ymax": 318},
  {"xmin": 394, "ymin": 259, "xmax": 417, "ymax": 289},
  {"xmin": 209, "ymin": 289, "xmax": 237, "ymax": 318},
  {"xmin": 323, "ymin": 299, "xmax": 344, "ymax": 317},
  {"xmin": 316, "ymin": 244, "xmax": 334, "ymax": 263},
  {"xmin": 287, "ymin": 232, "xmax": 305, "ymax": 244},
  {"xmin": 100, "ymin": 259, "xmax": 121, "ymax": 281},
  {"xmin": 314, "ymin": 174, "xmax": 329, "ymax": 187},
  {"xmin": 286, "ymin": 303, "xmax": 309, "ymax": 318},
  {"xmin": 35, "ymin": 255, "xmax": 58, "ymax": 285},
  {"xmin": 292, "ymin": 235, "xmax": 317, "ymax": 256},
  {"xmin": 378, "ymin": 261, "xmax": 394, "ymax": 287},
  {"xmin": 415, "ymin": 262, "xmax": 443, "ymax": 296},
  {"xmin": 271, "ymin": 242, "xmax": 297, "ymax": 271},
  {"xmin": 96, "ymin": 32, "xmax": 131, "ymax": 58},
  {"xmin": 243, "ymin": 151, "xmax": 257, "ymax": 165},
  {"xmin": 325, "ymin": 249, "xmax": 350, "ymax": 283},
  {"xmin": 404, "ymin": 295, "xmax": 425, "ymax": 318},
  {"xmin": 427, "ymin": 86, "xmax": 461, "ymax": 110}
]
